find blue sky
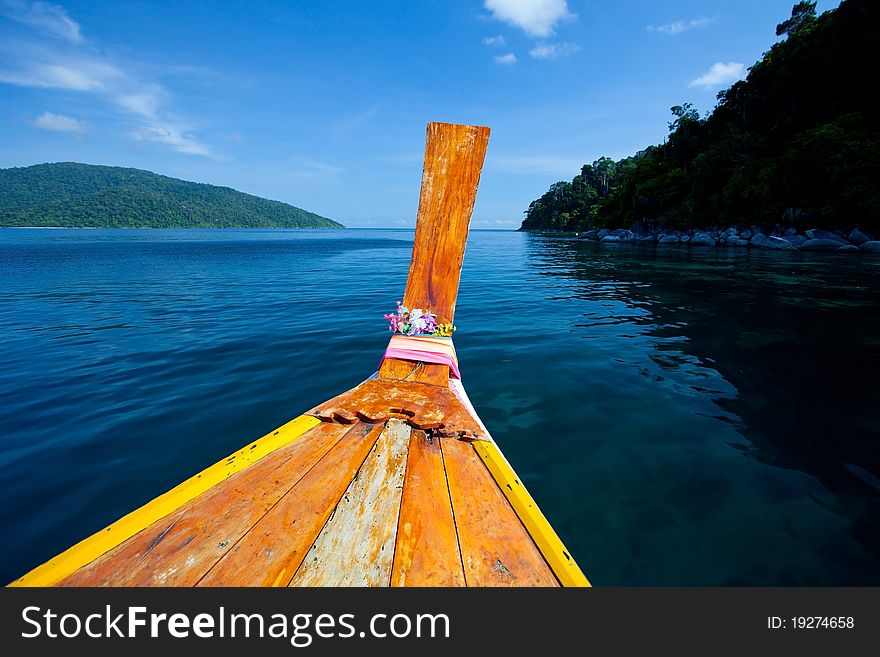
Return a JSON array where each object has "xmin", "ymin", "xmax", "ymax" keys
[{"xmin": 0, "ymin": 0, "xmax": 840, "ymax": 228}]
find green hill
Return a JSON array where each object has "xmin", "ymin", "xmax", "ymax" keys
[
  {"xmin": 0, "ymin": 162, "xmax": 343, "ymax": 228},
  {"xmin": 521, "ymin": 0, "xmax": 880, "ymax": 232}
]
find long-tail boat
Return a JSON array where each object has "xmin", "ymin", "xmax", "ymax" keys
[{"xmin": 11, "ymin": 122, "xmax": 590, "ymax": 587}]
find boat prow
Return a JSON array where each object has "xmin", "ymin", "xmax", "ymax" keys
[{"xmin": 10, "ymin": 123, "xmax": 589, "ymax": 588}]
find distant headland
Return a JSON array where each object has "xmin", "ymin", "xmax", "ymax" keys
[{"xmin": 0, "ymin": 162, "xmax": 343, "ymax": 229}]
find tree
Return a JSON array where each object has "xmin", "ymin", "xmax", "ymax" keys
[{"xmin": 776, "ymin": 1, "xmax": 817, "ymax": 38}]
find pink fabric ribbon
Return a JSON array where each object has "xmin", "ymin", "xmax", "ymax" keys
[{"xmin": 380, "ymin": 334, "xmax": 461, "ymax": 379}]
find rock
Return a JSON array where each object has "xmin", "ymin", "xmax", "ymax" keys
[
  {"xmin": 838, "ymin": 244, "xmax": 860, "ymax": 252},
  {"xmin": 784, "ymin": 227, "xmax": 798, "ymax": 236},
  {"xmin": 802, "ymin": 238, "xmax": 849, "ymax": 251},
  {"xmin": 601, "ymin": 229, "xmax": 635, "ymax": 243},
  {"xmin": 752, "ymin": 233, "xmax": 795, "ymax": 250},
  {"xmin": 765, "ymin": 236, "xmax": 797, "ymax": 250},
  {"xmin": 690, "ymin": 231, "xmax": 716, "ymax": 246},
  {"xmin": 739, "ymin": 228, "xmax": 752, "ymax": 239},
  {"xmin": 680, "ymin": 235, "xmax": 691, "ymax": 243},
  {"xmin": 859, "ymin": 241, "xmax": 880, "ymax": 252},
  {"xmin": 636, "ymin": 234, "xmax": 655, "ymax": 242},
  {"xmin": 579, "ymin": 229, "xmax": 600, "ymax": 240},
  {"xmin": 729, "ymin": 237, "xmax": 749, "ymax": 247},
  {"xmin": 805, "ymin": 229, "xmax": 846, "ymax": 243},
  {"xmin": 848, "ymin": 228, "xmax": 874, "ymax": 245},
  {"xmin": 708, "ymin": 230, "xmax": 720, "ymax": 239},
  {"xmin": 721, "ymin": 227, "xmax": 737, "ymax": 239},
  {"xmin": 597, "ymin": 228, "xmax": 610, "ymax": 239},
  {"xmin": 780, "ymin": 234, "xmax": 807, "ymax": 246},
  {"xmin": 657, "ymin": 234, "xmax": 679, "ymax": 244}
]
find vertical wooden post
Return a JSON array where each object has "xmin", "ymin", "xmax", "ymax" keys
[{"xmin": 379, "ymin": 122, "xmax": 490, "ymax": 386}]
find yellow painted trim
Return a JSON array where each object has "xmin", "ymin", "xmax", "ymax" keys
[
  {"xmin": 9, "ymin": 414, "xmax": 322, "ymax": 587},
  {"xmin": 472, "ymin": 440, "xmax": 591, "ymax": 587}
]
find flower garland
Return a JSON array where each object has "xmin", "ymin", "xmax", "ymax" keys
[{"xmin": 384, "ymin": 301, "xmax": 455, "ymax": 337}]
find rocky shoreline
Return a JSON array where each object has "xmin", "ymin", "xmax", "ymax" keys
[{"xmin": 576, "ymin": 224, "xmax": 880, "ymax": 253}]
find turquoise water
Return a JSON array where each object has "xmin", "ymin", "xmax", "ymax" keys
[{"xmin": 1, "ymin": 228, "xmax": 878, "ymax": 585}]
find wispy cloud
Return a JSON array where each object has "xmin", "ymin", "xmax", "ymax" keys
[
  {"xmin": 0, "ymin": 1, "xmax": 214, "ymax": 157},
  {"xmin": 285, "ymin": 157, "xmax": 345, "ymax": 181},
  {"xmin": 0, "ymin": 58, "xmax": 119, "ymax": 90},
  {"xmin": 492, "ymin": 154, "xmax": 582, "ymax": 176},
  {"xmin": 1, "ymin": 0, "xmax": 82, "ymax": 42},
  {"xmin": 30, "ymin": 110, "xmax": 87, "ymax": 133},
  {"xmin": 689, "ymin": 62, "xmax": 745, "ymax": 88},
  {"xmin": 529, "ymin": 42, "xmax": 579, "ymax": 59},
  {"xmin": 484, "ymin": 0, "xmax": 573, "ymax": 38},
  {"xmin": 647, "ymin": 17, "xmax": 714, "ymax": 35},
  {"xmin": 133, "ymin": 125, "xmax": 211, "ymax": 156},
  {"xmin": 483, "ymin": 35, "xmax": 506, "ymax": 46},
  {"xmin": 494, "ymin": 52, "xmax": 517, "ymax": 65}
]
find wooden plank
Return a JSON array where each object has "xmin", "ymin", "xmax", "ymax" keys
[
  {"xmin": 472, "ymin": 440, "xmax": 590, "ymax": 587},
  {"xmin": 391, "ymin": 430, "xmax": 465, "ymax": 587},
  {"xmin": 441, "ymin": 438, "xmax": 559, "ymax": 587},
  {"xmin": 379, "ymin": 122, "xmax": 490, "ymax": 386},
  {"xmin": 196, "ymin": 422, "xmax": 382, "ymax": 587},
  {"xmin": 58, "ymin": 421, "xmax": 350, "ymax": 586},
  {"xmin": 11, "ymin": 414, "xmax": 321, "ymax": 587},
  {"xmin": 290, "ymin": 419, "xmax": 411, "ymax": 587}
]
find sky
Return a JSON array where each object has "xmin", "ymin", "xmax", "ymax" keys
[{"xmin": 0, "ymin": 0, "xmax": 841, "ymax": 228}]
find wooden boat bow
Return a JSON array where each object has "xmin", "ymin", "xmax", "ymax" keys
[{"xmin": 10, "ymin": 122, "xmax": 590, "ymax": 588}]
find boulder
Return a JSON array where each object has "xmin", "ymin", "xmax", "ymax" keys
[
  {"xmin": 780, "ymin": 234, "xmax": 807, "ymax": 246},
  {"xmin": 729, "ymin": 237, "xmax": 749, "ymax": 247},
  {"xmin": 739, "ymin": 228, "xmax": 752, "ymax": 239},
  {"xmin": 838, "ymin": 244, "xmax": 860, "ymax": 252},
  {"xmin": 579, "ymin": 229, "xmax": 600, "ymax": 240},
  {"xmin": 690, "ymin": 232, "xmax": 716, "ymax": 246},
  {"xmin": 657, "ymin": 234, "xmax": 679, "ymax": 244},
  {"xmin": 597, "ymin": 228, "xmax": 611, "ymax": 239},
  {"xmin": 805, "ymin": 229, "xmax": 846, "ymax": 243},
  {"xmin": 848, "ymin": 228, "xmax": 874, "ymax": 245},
  {"xmin": 601, "ymin": 229, "xmax": 635, "ymax": 243},
  {"xmin": 802, "ymin": 238, "xmax": 848, "ymax": 251},
  {"xmin": 764, "ymin": 236, "xmax": 797, "ymax": 250},
  {"xmin": 752, "ymin": 233, "xmax": 795, "ymax": 250},
  {"xmin": 720, "ymin": 227, "xmax": 737, "ymax": 239},
  {"xmin": 859, "ymin": 241, "xmax": 880, "ymax": 252},
  {"xmin": 680, "ymin": 235, "xmax": 691, "ymax": 243},
  {"xmin": 784, "ymin": 227, "xmax": 798, "ymax": 236}
]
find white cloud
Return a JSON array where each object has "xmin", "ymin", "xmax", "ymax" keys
[
  {"xmin": 31, "ymin": 110, "xmax": 87, "ymax": 133},
  {"xmin": 483, "ymin": 35, "xmax": 506, "ymax": 46},
  {"xmin": 494, "ymin": 52, "xmax": 517, "ymax": 65},
  {"xmin": 689, "ymin": 62, "xmax": 746, "ymax": 88},
  {"xmin": 484, "ymin": 0, "xmax": 573, "ymax": 38},
  {"xmin": 0, "ymin": 59, "xmax": 118, "ymax": 90},
  {"xmin": 493, "ymin": 154, "xmax": 582, "ymax": 175},
  {"xmin": 529, "ymin": 42, "xmax": 579, "ymax": 59},
  {"xmin": 0, "ymin": 3, "xmax": 216, "ymax": 157},
  {"xmin": 1, "ymin": 0, "xmax": 82, "ymax": 42},
  {"xmin": 134, "ymin": 125, "xmax": 211, "ymax": 156},
  {"xmin": 115, "ymin": 87, "xmax": 165, "ymax": 119},
  {"xmin": 647, "ymin": 17, "xmax": 714, "ymax": 35}
]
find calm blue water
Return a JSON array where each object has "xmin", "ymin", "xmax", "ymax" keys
[{"xmin": 1, "ymin": 228, "xmax": 878, "ymax": 586}]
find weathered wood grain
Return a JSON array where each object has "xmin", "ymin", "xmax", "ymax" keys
[
  {"xmin": 289, "ymin": 419, "xmax": 411, "ymax": 587},
  {"xmin": 59, "ymin": 421, "xmax": 350, "ymax": 586},
  {"xmin": 379, "ymin": 122, "xmax": 490, "ymax": 386},
  {"xmin": 390, "ymin": 430, "xmax": 465, "ymax": 587},
  {"xmin": 196, "ymin": 422, "xmax": 382, "ymax": 587},
  {"xmin": 308, "ymin": 377, "xmax": 484, "ymax": 441},
  {"xmin": 441, "ymin": 438, "xmax": 559, "ymax": 587}
]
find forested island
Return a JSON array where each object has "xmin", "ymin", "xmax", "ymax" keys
[
  {"xmin": 520, "ymin": 0, "xmax": 879, "ymax": 251},
  {"xmin": 0, "ymin": 163, "xmax": 342, "ymax": 229}
]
